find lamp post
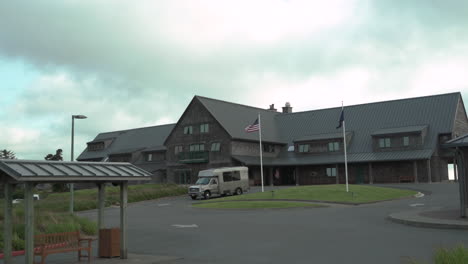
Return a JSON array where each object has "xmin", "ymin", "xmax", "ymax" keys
[{"xmin": 70, "ymin": 114, "xmax": 87, "ymax": 214}]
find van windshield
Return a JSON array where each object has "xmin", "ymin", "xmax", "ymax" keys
[{"xmin": 196, "ymin": 178, "xmax": 211, "ymax": 185}]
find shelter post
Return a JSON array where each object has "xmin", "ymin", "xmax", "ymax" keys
[
  {"xmin": 3, "ymin": 183, "xmax": 13, "ymax": 264},
  {"xmin": 120, "ymin": 182, "xmax": 128, "ymax": 259},
  {"xmin": 427, "ymin": 159, "xmax": 432, "ymax": 183},
  {"xmin": 368, "ymin": 163, "xmax": 373, "ymax": 184},
  {"xmin": 97, "ymin": 183, "xmax": 105, "ymax": 230},
  {"xmin": 413, "ymin": 161, "xmax": 418, "ymax": 183},
  {"xmin": 24, "ymin": 182, "xmax": 35, "ymax": 264}
]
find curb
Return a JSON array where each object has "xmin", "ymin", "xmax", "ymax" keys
[{"xmin": 388, "ymin": 213, "xmax": 468, "ymax": 230}]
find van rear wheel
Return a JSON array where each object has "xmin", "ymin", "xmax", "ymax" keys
[
  {"xmin": 235, "ymin": 188, "xmax": 243, "ymax": 195},
  {"xmin": 203, "ymin": 191, "xmax": 211, "ymax": 200}
]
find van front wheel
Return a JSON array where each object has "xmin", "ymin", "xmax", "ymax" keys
[
  {"xmin": 204, "ymin": 191, "xmax": 211, "ymax": 200},
  {"xmin": 235, "ymin": 188, "xmax": 243, "ymax": 195}
]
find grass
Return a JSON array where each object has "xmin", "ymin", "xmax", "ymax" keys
[
  {"xmin": 0, "ymin": 183, "xmax": 186, "ymax": 252},
  {"xmin": 407, "ymin": 245, "xmax": 468, "ymax": 264},
  {"xmin": 210, "ymin": 184, "xmax": 417, "ymax": 204},
  {"xmin": 193, "ymin": 201, "xmax": 325, "ymax": 209}
]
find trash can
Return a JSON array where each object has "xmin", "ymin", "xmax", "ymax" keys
[{"xmin": 99, "ymin": 228, "xmax": 120, "ymax": 258}]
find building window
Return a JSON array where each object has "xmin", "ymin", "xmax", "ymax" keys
[
  {"xmin": 288, "ymin": 145, "xmax": 295, "ymax": 152},
  {"xmin": 328, "ymin": 142, "xmax": 340, "ymax": 152},
  {"xmin": 147, "ymin": 153, "xmax": 153, "ymax": 162},
  {"xmin": 211, "ymin": 142, "xmax": 221, "ymax": 151},
  {"xmin": 403, "ymin": 136, "xmax": 409, "ymax": 146},
  {"xmin": 88, "ymin": 142, "xmax": 104, "ymax": 151},
  {"xmin": 184, "ymin": 126, "xmax": 193, "ymax": 134},
  {"xmin": 175, "ymin": 145, "xmax": 183, "ymax": 154},
  {"xmin": 379, "ymin": 138, "xmax": 391, "ymax": 148},
  {"xmin": 190, "ymin": 144, "xmax": 205, "ymax": 152},
  {"xmin": 263, "ymin": 144, "xmax": 274, "ymax": 153},
  {"xmin": 200, "ymin": 123, "xmax": 209, "ymax": 133},
  {"xmin": 223, "ymin": 171, "xmax": 233, "ymax": 182},
  {"xmin": 298, "ymin": 144, "xmax": 309, "ymax": 153},
  {"xmin": 326, "ymin": 167, "xmax": 337, "ymax": 177}
]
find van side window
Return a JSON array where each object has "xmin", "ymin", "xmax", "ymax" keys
[
  {"xmin": 232, "ymin": 171, "xmax": 240, "ymax": 181},
  {"xmin": 223, "ymin": 172, "xmax": 232, "ymax": 182}
]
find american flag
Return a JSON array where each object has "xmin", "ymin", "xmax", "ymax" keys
[{"xmin": 245, "ymin": 118, "xmax": 260, "ymax": 132}]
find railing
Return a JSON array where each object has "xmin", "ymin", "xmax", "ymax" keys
[{"xmin": 178, "ymin": 151, "xmax": 209, "ymax": 163}]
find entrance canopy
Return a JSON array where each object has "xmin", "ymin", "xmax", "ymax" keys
[{"xmin": 0, "ymin": 159, "xmax": 152, "ymax": 264}]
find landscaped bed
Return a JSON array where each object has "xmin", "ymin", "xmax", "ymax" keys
[
  {"xmin": 0, "ymin": 183, "xmax": 186, "ymax": 253},
  {"xmin": 200, "ymin": 184, "xmax": 418, "ymax": 204},
  {"xmin": 193, "ymin": 201, "xmax": 325, "ymax": 209}
]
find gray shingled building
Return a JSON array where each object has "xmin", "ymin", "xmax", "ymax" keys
[{"xmin": 78, "ymin": 92, "xmax": 468, "ymax": 185}]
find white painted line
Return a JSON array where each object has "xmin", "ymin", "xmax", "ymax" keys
[
  {"xmin": 414, "ymin": 192, "xmax": 425, "ymax": 198},
  {"xmin": 409, "ymin": 203, "xmax": 424, "ymax": 207},
  {"xmin": 158, "ymin": 203, "xmax": 171, "ymax": 207},
  {"xmin": 172, "ymin": 224, "xmax": 199, "ymax": 228}
]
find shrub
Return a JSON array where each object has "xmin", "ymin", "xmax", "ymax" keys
[{"xmin": 434, "ymin": 245, "xmax": 468, "ymax": 264}]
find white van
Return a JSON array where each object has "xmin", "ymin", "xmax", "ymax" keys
[{"xmin": 188, "ymin": 167, "xmax": 249, "ymax": 200}]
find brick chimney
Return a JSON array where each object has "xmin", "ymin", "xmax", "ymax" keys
[
  {"xmin": 282, "ymin": 102, "xmax": 292, "ymax": 113},
  {"xmin": 268, "ymin": 104, "xmax": 277, "ymax": 112}
]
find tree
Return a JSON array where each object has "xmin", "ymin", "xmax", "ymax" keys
[
  {"xmin": 0, "ymin": 149, "xmax": 16, "ymax": 159},
  {"xmin": 45, "ymin": 149, "xmax": 68, "ymax": 192}
]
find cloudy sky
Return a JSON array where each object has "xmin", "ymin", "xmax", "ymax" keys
[{"xmin": 1, "ymin": 0, "xmax": 468, "ymax": 160}]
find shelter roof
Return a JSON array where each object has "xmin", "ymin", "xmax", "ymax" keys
[{"xmin": 0, "ymin": 159, "xmax": 152, "ymax": 183}]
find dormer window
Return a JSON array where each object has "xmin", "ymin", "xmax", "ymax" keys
[
  {"xmin": 298, "ymin": 144, "xmax": 309, "ymax": 153},
  {"xmin": 88, "ymin": 142, "xmax": 104, "ymax": 151},
  {"xmin": 328, "ymin": 142, "xmax": 340, "ymax": 152},
  {"xmin": 403, "ymin": 136, "xmax": 409, "ymax": 146},
  {"xmin": 379, "ymin": 138, "xmax": 391, "ymax": 148},
  {"xmin": 147, "ymin": 153, "xmax": 153, "ymax": 162}
]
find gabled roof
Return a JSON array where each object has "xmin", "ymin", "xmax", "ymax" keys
[
  {"xmin": 77, "ymin": 123, "xmax": 175, "ymax": 161},
  {"xmin": 0, "ymin": 159, "xmax": 152, "ymax": 182},
  {"xmin": 196, "ymin": 96, "xmax": 284, "ymax": 143},
  {"xmin": 444, "ymin": 133, "xmax": 468, "ymax": 148}
]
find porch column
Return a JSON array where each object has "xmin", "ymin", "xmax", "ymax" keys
[
  {"xmin": 269, "ymin": 167, "xmax": 274, "ymax": 186},
  {"xmin": 296, "ymin": 166, "xmax": 300, "ymax": 186},
  {"xmin": 427, "ymin": 159, "xmax": 432, "ymax": 183},
  {"xmin": 97, "ymin": 183, "xmax": 105, "ymax": 255},
  {"xmin": 336, "ymin": 164, "xmax": 339, "ymax": 184},
  {"xmin": 24, "ymin": 182, "xmax": 35, "ymax": 264},
  {"xmin": 120, "ymin": 182, "xmax": 128, "ymax": 259},
  {"xmin": 368, "ymin": 163, "xmax": 373, "ymax": 184},
  {"xmin": 454, "ymin": 159, "xmax": 458, "ymax": 182},
  {"xmin": 3, "ymin": 183, "xmax": 13, "ymax": 264},
  {"xmin": 413, "ymin": 161, "xmax": 418, "ymax": 183}
]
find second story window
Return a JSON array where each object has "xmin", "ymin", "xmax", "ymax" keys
[
  {"xmin": 263, "ymin": 144, "xmax": 275, "ymax": 153},
  {"xmin": 184, "ymin": 126, "xmax": 193, "ymax": 135},
  {"xmin": 379, "ymin": 138, "xmax": 391, "ymax": 148},
  {"xmin": 211, "ymin": 142, "xmax": 221, "ymax": 151},
  {"xmin": 190, "ymin": 144, "xmax": 205, "ymax": 152},
  {"xmin": 403, "ymin": 136, "xmax": 409, "ymax": 146},
  {"xmin": 200, "ymin": 123, "xmax": 209, "ymax": 133},
  {"xmin": 175, "ymin": 145, "xmax": 183, "ymax": 154},
  {"xmin": 298, "ymin": 144, "xmax": 309, "ymax": 153},
  {"xmin": 328, "ymin": 142, "xmax": 340, "ymax": 152},
  {"xmin": 147, "ymin": 153, "xmax": 153, "ymax": 162},
  {"xmin": 88, "ymin": 142, "xmax": 104, "ymax": 151}
]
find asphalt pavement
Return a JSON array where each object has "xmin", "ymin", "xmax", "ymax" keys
[{"xmin": 8, "ymin": 183, "xmax": 468, "ymax": 264}]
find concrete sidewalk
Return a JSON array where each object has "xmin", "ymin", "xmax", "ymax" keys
[
  {"xmin": 388, "ymin": 208, "xmax": 468, "ymax": 229},
  {"xmin": 12, "ymin": 253, "xmax": 183, "ymax": 264}
]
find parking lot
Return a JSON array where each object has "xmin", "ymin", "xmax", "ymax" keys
[{"xmin": 14, "ymin": 183, "xmax": 468, "ymax": 264}]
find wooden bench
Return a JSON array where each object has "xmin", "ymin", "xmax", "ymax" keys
[{"xmin": 34, "ymin": 231, "xmax": 93, "ymax": 264}]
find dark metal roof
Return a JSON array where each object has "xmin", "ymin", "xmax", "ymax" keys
[
  {"xmin": 78, "ymin": 123, "xmax": 175, "ymax": 161},
  {"xmin": 371, "ymin": 125, "xmax": 428, "ymax": 136},
  {"xmin": 233, "ymin": 149, "xmax": 433, "ymax": 166},
  {"xmin": 0, "ymin": 159, "xmax": 152, "ymax": 182},
  {"xmin": 294, "ymin": 132, "xmax": 353, "ymax": 142}
]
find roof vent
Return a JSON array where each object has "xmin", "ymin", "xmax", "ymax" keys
[{"xmin": 282, "ymin": 102, "xmax": 293, "ymax": 113}]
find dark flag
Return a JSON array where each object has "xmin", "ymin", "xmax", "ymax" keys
[{"xmin": 336, "ymin": 109, "xmax": 344, "ymax": 129}]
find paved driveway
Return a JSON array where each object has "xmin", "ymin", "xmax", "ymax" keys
[{"xmin": 16, "ymin": 183, "xmax": 468, "ymax": 264}]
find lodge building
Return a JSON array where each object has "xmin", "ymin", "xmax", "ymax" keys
[{"xmin": 77, "ymin": 92, "xmax": 468, "ymax": 185}]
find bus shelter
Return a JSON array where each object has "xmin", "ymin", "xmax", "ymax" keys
[
  {"xmin": 0, "ymin": 159, "xmax": 152, "ymax": 264},
  {"xmin": 444, "ymin": 134, "xmax": 468, "ymax": 218}
]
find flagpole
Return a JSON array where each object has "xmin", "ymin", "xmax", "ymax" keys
[
  {"xmin": 258, "ymin": 113, "xmax": 264, "ymax": 192},
  {"xmin": 342, "ymin": 102, "xmax": 349, "ymax": 192}
]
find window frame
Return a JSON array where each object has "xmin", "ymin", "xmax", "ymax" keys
[
  {"xmin": 379, "ymin": 138, "xmax": 391, "ymax": 148},
  {"xmin": 183, "ymin": 126, "xmax": 193, "ymax": 135},
  {"xmin": 211, "ymin": 142, "xmax": 221, "ymax": 151},
  {"xmin": 298, "ymin": 144, "xmax": 309, "ymax": 153},
  {"xmin": 403, "ymin": 136, "xmax": 409, "ymax": 146},
  {"xmin": 200, "ymin": 123, "xmax": 209, "ymax": 133},
  {"xmin": 326, "ymin": 167, "xmax": 337, "ymax": 177}
]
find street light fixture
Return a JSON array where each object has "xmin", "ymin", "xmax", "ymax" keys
[{"xmin": 70, "ymin": 114, "xmax": 87, "ymax": 214}]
